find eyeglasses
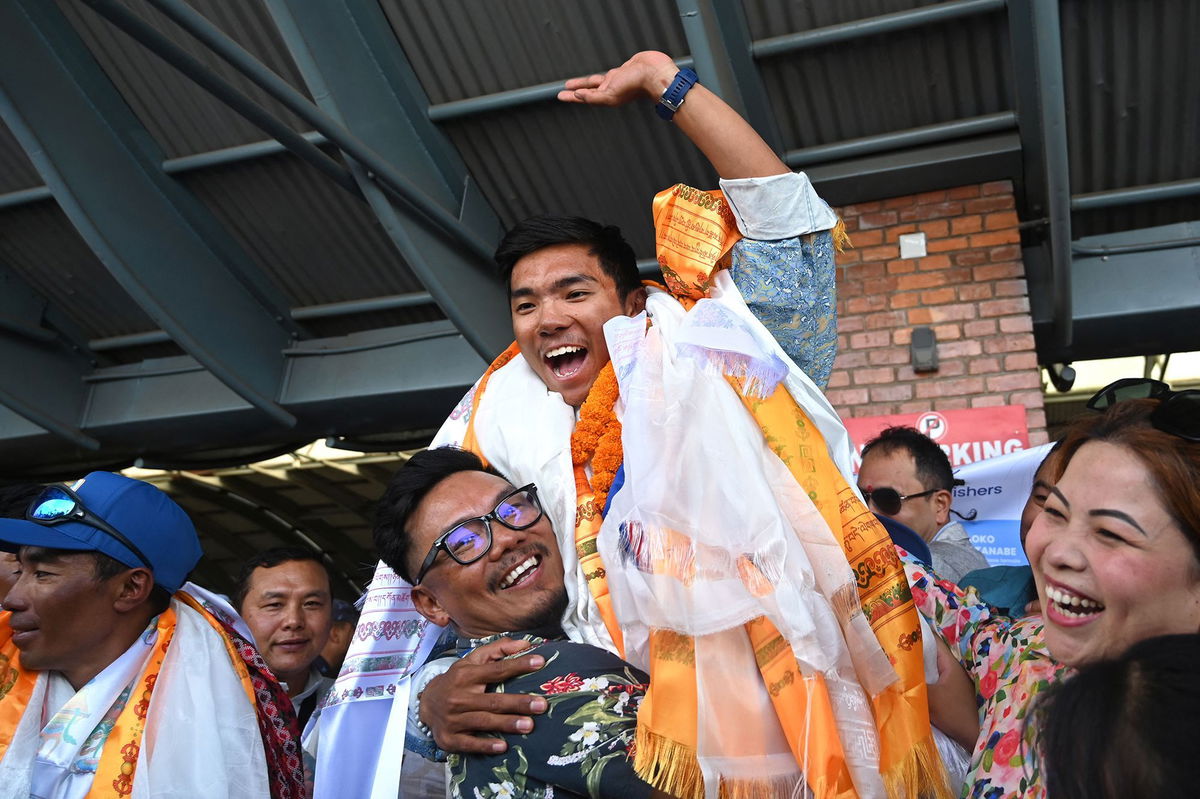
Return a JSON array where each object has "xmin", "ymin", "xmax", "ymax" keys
[
  {"xmin": 413, "ymin": 484, "xmax": 543, "ymax": 585},
  {"xmin": 860, "ymin": 486, "xmax": 939, "ymax": 516},
  {"xmin": 1086, "ymin": 377, "xmax": 1200, "ymax": 441},
  {"xmin": 26, "ymin": 484, "xmax": 151, "ymax": 569}
]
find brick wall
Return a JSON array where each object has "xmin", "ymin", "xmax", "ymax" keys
[{"xmin": 828, "ymin": 180, "xmax": 1049, "ymax": 445}]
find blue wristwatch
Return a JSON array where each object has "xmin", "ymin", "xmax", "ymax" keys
[{"xmin": 655, "ymin": 68, "xmax": 699, "ymax": 121}]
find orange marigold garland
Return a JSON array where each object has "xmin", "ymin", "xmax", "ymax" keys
[{"xmin": 570, "ymin": 362, "xmax": 623, "ymax": 510}]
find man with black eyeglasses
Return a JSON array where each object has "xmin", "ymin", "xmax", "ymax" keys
[
  {"xmin": 858, "ymin": 426, "xmax": 989, "ymax": 583},
  {"xmin": 374, "ymin": 447, "xmax": 660, "ymax": 799},
  {"xmin": 0, "ymin": 471, "xmax": 305, "ymax": 799}
]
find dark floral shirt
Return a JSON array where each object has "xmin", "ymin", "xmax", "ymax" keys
[{"xmin": 448, "ymin": 634, "xmax": 653, "ymax": 799}]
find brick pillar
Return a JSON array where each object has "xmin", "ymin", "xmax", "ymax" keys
[{"xmin": 828, "ymin": 180, "xmax": 1048, "ymax": 445}]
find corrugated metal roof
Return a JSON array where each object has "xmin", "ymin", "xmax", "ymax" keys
[
  {"xmin": 178, "ymin": 153, "xmax": 432, "ymax": 311},
  {"xmin": 751, "ymin": 8, "xmax": 1012, "ymax": 146},
  {"xmin": 1, "ymin": 0, "xmax": 1196, "ymax": 472},
  {"xmin": 1061, "ymin": 0, "xmax": 1200, "ymax": 236},
  {"xmin": 54, "ymin": 0, "xmax": 312, "ymax": 158},
  {"xmin": 440, "ymin": 105, "xmax": 715, "ymax": 257},
  {"xmin": 381, "ymin": 0, "xmax": 691, "ymax": 104},
  {"xmin": 0, "ymin": 200, "xmax": 159, "ymax": 339},
  {"xmin": 382, "ymin": 0, "xmax": 704, "ymax": 257}
]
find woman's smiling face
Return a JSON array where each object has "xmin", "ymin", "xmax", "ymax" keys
[{"xmin": 1026, "ymin": 440, "xmax": 1200, "ymax": 666}]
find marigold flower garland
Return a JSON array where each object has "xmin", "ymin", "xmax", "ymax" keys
[{"xmin": 570, "ymin": 362, "xmax": 623, "ymax": 511}]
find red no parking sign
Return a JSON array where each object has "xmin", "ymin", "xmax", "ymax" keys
[{"xmin": 844, "ymin": 406, "xmax": 1031, "ymax": 473}]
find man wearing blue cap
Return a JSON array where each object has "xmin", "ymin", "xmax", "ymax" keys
[{"xmin": 0, "ymin": 472, "xmax": 305, "ymax": 799}]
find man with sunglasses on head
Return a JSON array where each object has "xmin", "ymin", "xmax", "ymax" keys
[
  {"xmin": 0, "ymin": 472, "xmax": 306, "ymax": 799},
  {"xmin": 858, "ymin": 426, "xmax": 989, "ymax": 583},
  {"xmin": 376, "ymin": 448, "xmax": 657, "ymax": 799}
]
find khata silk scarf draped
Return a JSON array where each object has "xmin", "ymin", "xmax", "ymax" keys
[
  {"xmin": 604, "ymin": 185, "xmax": 945, "ymax": 799},
  {"xmin": 0, "ymin": 593, "xmax": 301, "ymax": 799},
  {"xmin": 457, "ymin": 186, "xmax": 947, "ymax": 799}
]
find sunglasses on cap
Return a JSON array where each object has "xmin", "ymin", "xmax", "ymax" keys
[
  {"xmin": 413, "ymin": 484, "xmax": 544, "ymax": 585},
  {"xmin": 1086, "ymin": 377, "xmax": 1200, "ymax": 441},
  {"xmin": 26, "ymin": 484, "xmax": 152, "ymax": 569}
]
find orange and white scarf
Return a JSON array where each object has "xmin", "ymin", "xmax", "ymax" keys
[
  {"xmin": 0, "ymin": 594, "xmax": 272, "ymax": 799},
  {"xmin": 453, "ymin": 184, "xmax": 947, "ymax": 799}
]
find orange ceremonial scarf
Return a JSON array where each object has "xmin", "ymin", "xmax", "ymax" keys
[
  {"xmin": 0, "ymin": 594, "xmax": 257, "ymax": 798},
  {"xmin": 461, "ymin": 185, "xmax": 946, "ymax": 799}
]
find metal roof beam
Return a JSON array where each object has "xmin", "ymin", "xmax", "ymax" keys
[
  {"xmin": 88, "ymin": 290, "xmax": 436, "ymax": 353},
  {"xmin": 0, "ymin": 265, "xmax": 98, "ymax": 450},
  {"xmin": 187, "ymin": 514, "xmax": 260, "ymax": 564},
  {"xmin": 0, "ymin": 0, "xmax": 300, "ymax": 426},
  {"xmin": 424, "ymin": 2, "xmax": 1005, "ymax": 124},
  {"xmin": 1036, "ymin": 221, "xmax": 1200, "ymax": 363},
  {"xmin": 785, "ymin": 112, "xmax": 1016, "ymax": 167},
  {"xmin": 753, "ymin": 0, "xmax": 1005, "ymax": 58},
  {"xmin": 0, "ymin": 132, "xmax": 332, "ymax": 212},
  {"xmin": 124, "ymin": 0, "xmax": 502, "ymax": 347},
  {"xmin": 1007, "ymin": 0, "xmax": 1073, "ymax": 350},
  {"xmin": 80, "ymin": 0, "xmax": 360, "ymax": 197},
  {"xmin": 281, "ymin": 468, "xmax": 376, "ymax": 520},
  {"xmin": 675, "ymin": 0, "xmax": 782, "ymax": 153},
  {"xmin": 804, "ymin": 132, "xmax": 1021, "ymax": 207},
  {"xmin": 1071, "ymin": 178, "xmax": 1200, "ymax": 212},
  {"xmin": 260, "ymin": 0, "xmax": 512, "ymax": 358},
  {"xmin": 0, "ymin": 322, "xmax": 486, "ymax": 478}
]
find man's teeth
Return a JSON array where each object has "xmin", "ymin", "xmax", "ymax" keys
[
  {"xmin": 545, "ymin": 345, "xmax": 583, "ymax": 359},
  {"xmin": 1045, "ymin": 585, "xmax": 1105, "ymax": 616},
  {"xmin": 500, "ymin": 555, "xmax": 539, "ymax": 589}
]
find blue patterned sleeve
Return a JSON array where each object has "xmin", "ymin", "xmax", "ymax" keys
[{"xmin": 729, "ymin": 230, "xmax": 838, "ymax": 389}]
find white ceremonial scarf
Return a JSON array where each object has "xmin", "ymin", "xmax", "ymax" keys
[
  {"xmin": 598, "ymin": 273, "xmax": 891, "ymax": 799},
  {"xmin": 0, "ymin": 595, "xmax": 270, "ymax": 799},
  {"xmin": 311, "ymin": 270, "xmax": 865, "ymax": 799}
]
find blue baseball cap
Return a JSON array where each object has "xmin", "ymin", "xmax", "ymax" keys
[{"xmin": 0, "ymin": 472, "xmax": 202, "ymax": 593}]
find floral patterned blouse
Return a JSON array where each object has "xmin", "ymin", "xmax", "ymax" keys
[
  {"xmin": 448, "ymin": 634, "xmax": 652, "ymax": 799},
  {"xmin": 904, "ymin": 556, "xmax": 1070, "ymax": 799}
]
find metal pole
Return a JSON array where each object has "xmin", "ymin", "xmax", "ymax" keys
[
  {"xmin": 1072, "ymin": 236, "xmax": 1200, "ymax": 257},
  {"xmin": 164, "ymin": 131, "xmax": 328, "ymax": 172},
  {"xmin": 785, "ymin": 112, "xmax": 1015, "ymax": 166},
  {"xmin": 1026, "ymin": 0, "xmax": 1073, "ymax": 350},
  {"xmin": 121, "ymin": 0, "xmax": 494, "ymax": 262},
  {"xmin": 427, "ymin": 79, "xmax": 565, "ymax": 123},
  {"xmin": 1071, "ymin": 177, "xmax": 1200, "ymax": 211},
  {"xmin": 89, "ymin": 291, "xmax": 437, "ymax": 352},
  {"xmin": 754, "ymin": 0, "xmax": 1006, "ymax": 58},
  {"xmin": 427, "ymin": 57, "xmax": 695, "ymax": 123},
  {"xmin": 0, "ymin": 132, "xmax": 331, "ymax": 210}
]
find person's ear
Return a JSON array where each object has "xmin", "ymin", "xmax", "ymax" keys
[
  {"xmin": 623, "ymin": 286, "xmax": 647, "ymax": 316},
  {"xmin": 112, "ymin": 567, "xmax": 155, "ymax": 612},
  {"xmin": 933, "ymin": 489, "xmax": 953, "ymax": 526},
  {"xmin": 411, "ymin": 585, "xmax": 452, "ymax": 628}
]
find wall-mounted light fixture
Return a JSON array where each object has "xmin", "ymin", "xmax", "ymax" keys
[{"xmin": 911, "ymin": 326, "xmax": 938, "ymax": 372}]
